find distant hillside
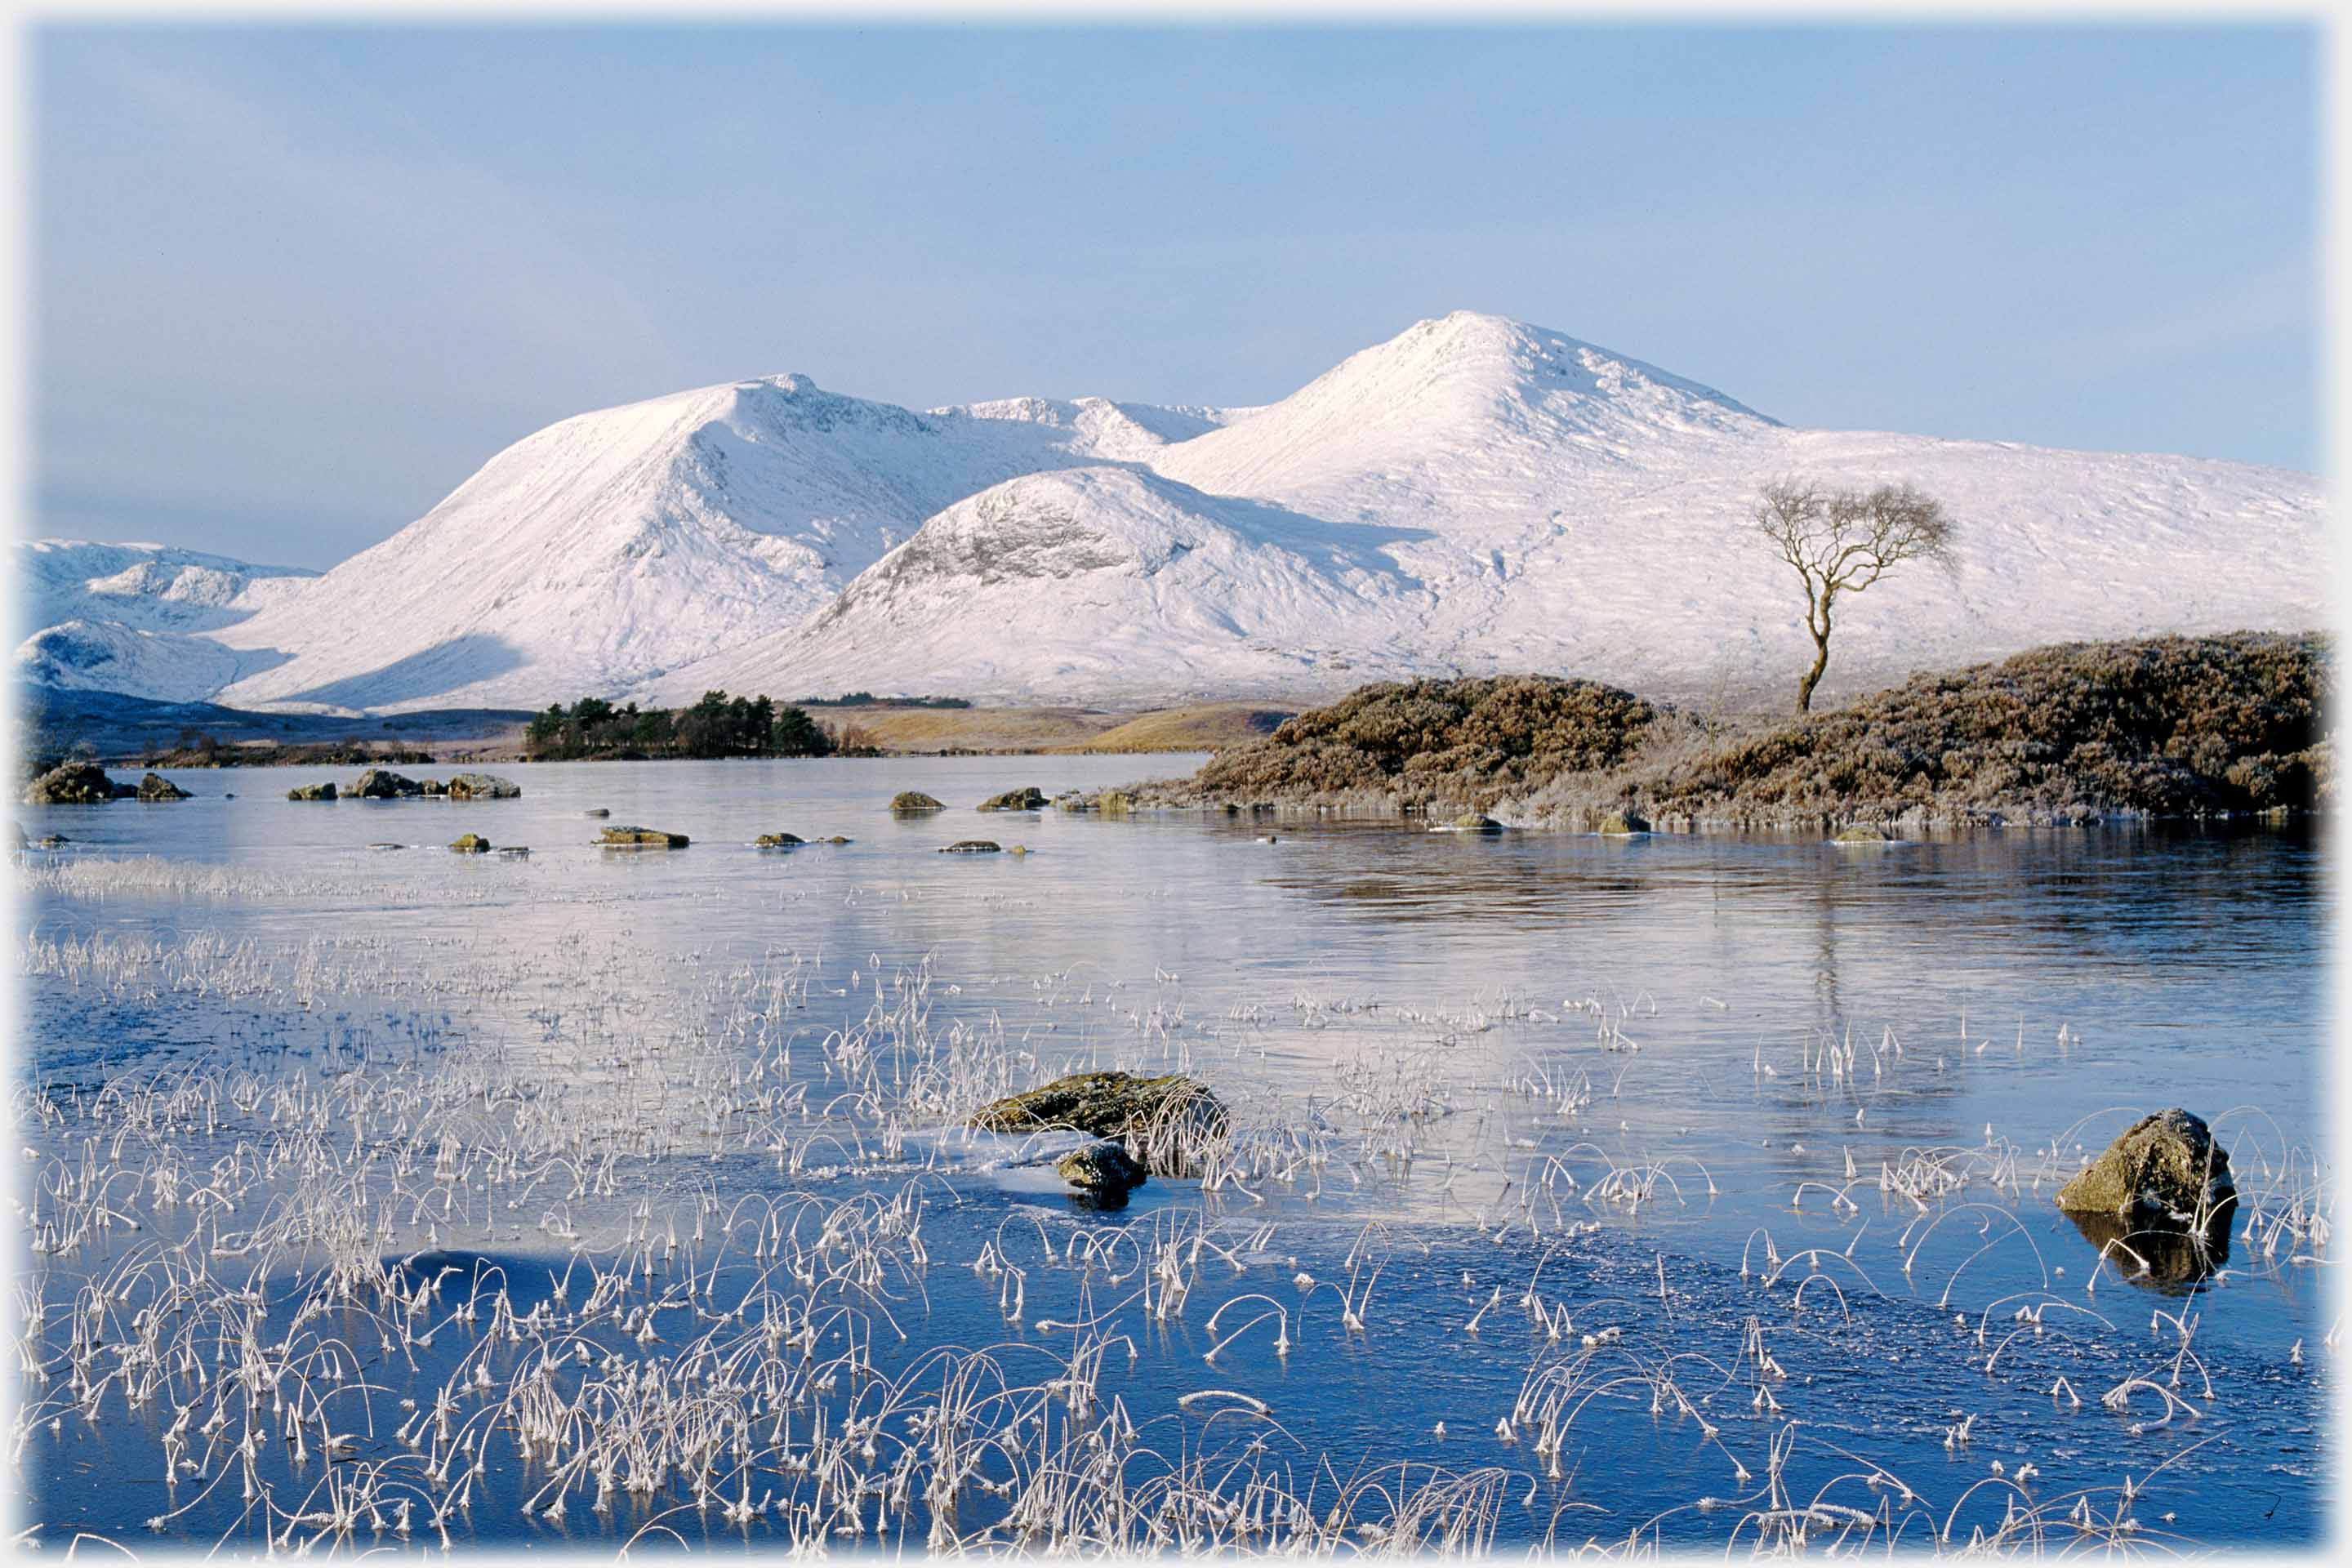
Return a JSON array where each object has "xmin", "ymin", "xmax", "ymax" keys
[{"xmin": 1138, "ymin": 633, "xmax": 2332, "ymax": 827}]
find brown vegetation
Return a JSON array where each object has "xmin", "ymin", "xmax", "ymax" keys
[{"xmin": 1139, "ymin": 634, "xmax": 2332, "ymax": 828}]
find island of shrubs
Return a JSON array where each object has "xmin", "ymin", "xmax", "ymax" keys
[
  {"xmin": 524, "ymin": 691, "xmax": 880, "ymax": 760},
  {"xmin": 1140, "ymin": 632, "xmax": 2332, "ymax": 829}
]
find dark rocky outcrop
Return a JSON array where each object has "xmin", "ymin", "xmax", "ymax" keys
[
  {"xmin": 24, "ymin": 762, "xmax": 131, "ymax": 804},
  {"xmin": 350, "ymin": 769, "xmax": 425, "ymax": 799},
  {"xmin": 2056, "ymin": 1108, "xmax": 2236, "ymax": 1220},
  {"xmin": 890, "ymin": 791, "xmax": 946, "ymax": 813},
  {"xmin": 287, "ymin": 782, "xmax": 338, "ymax": 802},
  {"xmin": 445, "ymin": 773, "xmax": 521, "ymax": 800},
  {"xmin": 600, "ymin": 825, "xmax": 689, "ymax": 848},
  {"xmin": 136, "ymin": 773, "xmax": 192, "ymax": 801},
  {"xmin": 1054, "ymin": 1141, "xmax": 1147, "ymax": 1203},
  {"xmin": 978, "ymin": 786, "xmax": 1048, "ymax": 812},
  {"xmin": 939, "ymin": 840, "xmax": 1002, "ymax": 853}
]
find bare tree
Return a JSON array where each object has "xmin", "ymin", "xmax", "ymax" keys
[{"xmin": 1752, "ymin": 478, "xmax": 1958, "ymax": 714}]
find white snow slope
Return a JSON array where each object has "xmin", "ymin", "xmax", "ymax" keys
[
  {"xmin": 203, "ymin": 379, "xmax": 1241, "ymax": 710},
  {"xmin": 12, "ymin": 539, "xmax": 318, "ymax": 704},
  {"xmin": 656, "ymin": 312, "xmax": 2327, "ymax": 706},
  {"xmin": 23, "ymin": 312, "xmax": 2327, "ymax": 712}
]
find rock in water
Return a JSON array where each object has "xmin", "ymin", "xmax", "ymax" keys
[
  {"xmin": 939, "ymin": 840, "xmax": 1002, "ymax": 853},
  {"xmin": 23, "ymin": 762, "xmax": 131, "ymax": 804},
  {"xmin": 1833, "ymin": 824, "xmax": 1891, "ymax": 843},
  {"xmin": 1054, "ymin": 1141, "xmax": 1147, "ymax": 1202},
  {"xmin": 584, "ymin": 808, "xmax": 611, "ymax": 817},
  {"xmin": 1446, "ymin": 812, "xmax": 1503, "ymax": 831},
  {"xmin": 449, "ymin": 834, "xmax": 492, "ymax": 853},
  {"xmin": 890, "ymin": 791, "xmax": 945, "ymax": 813},
  {"xmin": 2056, "ymin": 1108, "xmax": 2237, "ymax": 1218},
  {"xmin": 1597, "ymin": 809, "xmax": 1650, "ymax": 835},
  {"xmin": 350, "ymin": 769, "xmax": 425, "ymax": 799},
  {"xmin": 287, "ymin": 782, "xmax": 338, "ymax": 801},
  {"xmin": 755, "ymin": 832, "xmax": 805, "ymax": 848},
  {"xmin": 600, "ymin": 825, "xmax": 689, "ymax": 848},
  {"xmin": 445, "ymin": 773, "xmax": 521, "ymax": 800},
  {"xmin": 136, "ymin": 773, "xmax": 192, "ymax": 801},
  {"xmin": 978, "ymin": 786, "xmax": 1048, "ymax": 812},
  {"xmin": 971, "ymin": 1071, "xmax": 1227, "ymax": 1178}
]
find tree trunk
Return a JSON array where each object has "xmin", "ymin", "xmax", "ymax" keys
[{"xmin": 1795, "ymin": 596, "xmax": 1833, "ymax": 713}]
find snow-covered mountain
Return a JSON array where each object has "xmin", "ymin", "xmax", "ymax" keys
[
  {"xmin": 199, "ymin": 377, "xmax": 1242, "ymax": 710},
  {"xmin": 12, "ymin": 539, "xmax": 317, "ymax": 703},
  {"xmin": 651, "ymin": 312, "xmax": 2327, "ymax": 705},
  {"xmin": 20, "ymin": 312, "xmax": 2328, "ymax": 712}
]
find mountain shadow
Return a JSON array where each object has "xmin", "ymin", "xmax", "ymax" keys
[{"xmin": 278, "ymin": 635, "xmax": 526, "ymax": 710}]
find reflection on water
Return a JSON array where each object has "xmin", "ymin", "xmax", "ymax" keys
[
  {"xmin": 13, "ymin": 756, "xmax": 2332, "ymax": 1549},
  {"xmin": 2064, "ymin": 1206, "xmax": 2235, "ymax": 1293}
]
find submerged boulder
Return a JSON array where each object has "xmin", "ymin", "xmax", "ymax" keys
[
  {"xmin": 136, "ymin": 773, "xmax": 192, "ymax": 801},
  {"xmin": 287, "ymin": 782, "xmax": 338, "ymax": 802},
  {"xmin": 1055, "ymin": 1141, "xmax": 1147, "ymax": 1203},
  {"xmin": 1596, "ymin": 809, "xmax": 1650, "ymax": 835},
  {"xmin": 450, "ymin": 833, "xmax": 492, "ymax": 853},
  {"xmin": 2057, "ymin": 1108, "xmax": 2236, "ymax": 1219},
  {"xmin": 1445, "ymin": 812, "xmax": 1503, "ymax": 832},
  {"xmin": 978, "ymin": 786, "xmax": 1048, "ymax": 812},
  {"xmin": 24, "ymin": 762, "xmax": 130, "ymax": 804},
  {"xmin": 890, "ymin": 791, "xmax": 946, "ymax": 813},
  {"xmin": 350, "ymin": 769, "xmax": 425, "ymax": 799},
  {"xmin": 755, "ymin": 832, "xmax": 805, "ymax": 848},
  {"xmin": 1833, "ymin": 824, "xmax": 1891, "ymax": 843},
  {"xmin": 445, "ymin": 773, "xmax": 521, "ymax": 800},
  {"xmin": 2063, "ymin": 1208, "xmax": 2230, "ymax": 1292},
  {"xmin": 601, "ymin": 825, "xmax": 689, "ymax": 848},
  {"xmin": 939, "ymin": 840, "xmax": 1002, "ymax": 853},
  {"xmin": 972, "ymin": 1071, "xmax": 1227, "ymax": 1178},
  {"xmin": 584, "ymin": 808, "xmax": 611, "ymax": 818}
]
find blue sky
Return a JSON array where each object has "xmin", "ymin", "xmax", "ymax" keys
[{"xmin": 33, "ymin": 23, "xmax": 2319, "ymax": 568}]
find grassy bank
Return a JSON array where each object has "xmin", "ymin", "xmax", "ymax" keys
[{"xmin": 1134, "ymin": 632, "xmax": 2332, "ymax": 828}]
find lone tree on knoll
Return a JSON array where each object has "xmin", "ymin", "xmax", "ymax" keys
[{"xmin": 1752, "ymin": 478, "xmax": 1958, "ymax": 714}]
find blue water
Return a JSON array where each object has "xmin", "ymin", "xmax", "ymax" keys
[{"xmin": 11, "ymin": 757, "xmax": 2333, "ymax": 1552}]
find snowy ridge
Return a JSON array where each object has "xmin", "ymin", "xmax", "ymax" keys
[
  {"xmin": 11, "ymin": 539, "xmax": 317, "ymax": 702},
  {"xmin": 20, "ymin": 312, "xmax": 2329, "ymax": 712}
]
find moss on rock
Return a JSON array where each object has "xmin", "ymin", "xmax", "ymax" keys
[
  {"xmin": 978, "ymin": 786, "xmax": 1048, "ymax": 812},
  {"xmin": 24, "ymin": 762, "xmax": 131, "ymax": 804},
  {"xmin": 601, "ymin": 825, "xmax": 689, "ymax": 848},
  {"xmin": 972, "ymin": 1071, "xmax": 1227, "ymax": 1178},
  {"xmin": 2056, "ymin": 1108, "xmax": 2236, "ymax": 1218}
]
